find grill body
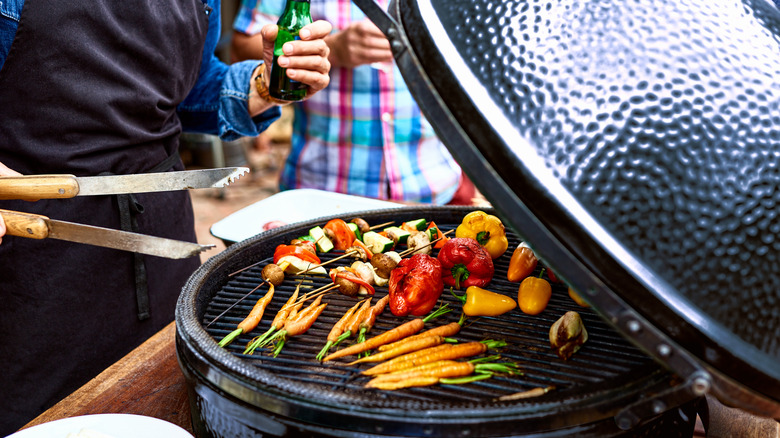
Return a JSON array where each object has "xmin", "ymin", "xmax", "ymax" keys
[{"xmin": 176, "ymin": 207, "xmax": 700, "ymax": 437}]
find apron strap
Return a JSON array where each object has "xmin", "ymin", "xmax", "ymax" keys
[{"xmin": 103, "ymin": 152, "xmax": 182, "ymax": 320}]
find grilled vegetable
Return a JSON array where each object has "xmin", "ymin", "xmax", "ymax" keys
[
  {"xmin": 454, "ymin": 210, "xmax": 508, "ymax": 259},
  {"xmin": 362, "ymin": 340, "xmax": 506, "ymax": 376},
  {"xmin": 388, "ymin": 253, "xmax": 444, "ymax": 317},
  {"xmin": 261, "ymin": 263, "xmax": 286, "ymax": 286},
  {"xmin": 452, "ymin": 286, "xmax": 516, "ymax": 317},
  {"xmin": 437, "ymin": 237, "xmax": 494, "ymax": 289},
  {"xmin": 549, "ymin": 311, "xmax": 588, "ymax": 360},
  {"xmin": 267, "ymin": 295, "xmax": 327, "ymax": 357},
  {"xmin": 356, "ymin": 294, "xmax": 390, "ymax": 344},
  {"xmin": 308, "ymin": 226, "xmax": 334, "ymax": 253},
  {"xmin": 425, "ymin": 221, "xmax": 449, "ymax": 249},
  {"xmin": 377, "ymin": 313, "xmax": 465, "ymax": 352},
  {"xmin": 384, "ymin": 226, "xmax": 411, "ymax": 245},
  {"xmin": 217, "ymin": 284, "xmax": 275, "ymax": 348},
  {"xmin": 329, "ymin": 265, "xmax": 375, "ymax": 297},
  {"xmin": 323, "ymin": 218, "xmax": 356, "ymax": 250},
  {"xmin": 363, "ymin": 231, "xmax": 394, "ymax": 253},
  {"xmin": 350, "ymin": 217, "xmax": 370, "ymax": 234},
  {"xmin": 568, "ymin": 287, "xmax": 590, "ymax": 307},
  {"xmin": 244, "ymin": 284, "xmax": 301, "ymax": 354},
  {"xmin": 322, "ymin": 318, "xmax": 425, "ymax": 362},
  {"xmin": 348, "ymin": 335, "xmax": 447, "ymax": 365},
  {"xmin": 406, "ymin": 231, "xmax": 432, "ymax": 255},
  {"xmin": 517, "ymin": 270, "xmax": 552, "ymax": 315},
  {"xmin": 370, "ymin": 252, "xmax": 400, "ymax": 279},
  {"xmin": 316, "ymin": 301, "xmax": 363, "ymax": 361},
  {"xmin": 506, "ymin": 242, "xmax": 538, "ymax": 282},
  {"xmin": 367, "ymin": 359, "xmax": 520, "ymax": 389}
]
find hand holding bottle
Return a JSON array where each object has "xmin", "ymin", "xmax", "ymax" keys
[{"xmin": 261, "ymin": 19, "xmax": 332, "ymax": 99}]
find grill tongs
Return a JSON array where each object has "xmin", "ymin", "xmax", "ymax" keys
[{"xmin": 0, "ymin": 168, "xmax": 249, "ymax": 259}]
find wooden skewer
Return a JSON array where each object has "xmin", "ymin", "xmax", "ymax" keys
[
  {"xmin": 398, "ymin": 229, "xmax": 454, "ymax": 257},
  {"xmin": 229, "ymin": 260, "xmax": 262, "ymax": 277},
  {"xmin": 368, "ymin": 221, "xmax": 394, "ymax": 230},
  {"xmin": 277, "ymin": 283, "xmax": 340, "ymax": 313},
  {"xmin": 204, "ymin": 282, "xmax": 266, "ymax": 328},
  {"xmin": 296, "ymin": 249, "xmax": 359, "ymax": 275}
]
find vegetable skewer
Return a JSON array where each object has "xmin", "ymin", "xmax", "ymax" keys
[
  {"xmin": 206, "ymin": 261, "xmax": 290, "ymax": 328},
  {"xmin": 217, "ymin": 284, "xmax": 275, "ymax": 348}
]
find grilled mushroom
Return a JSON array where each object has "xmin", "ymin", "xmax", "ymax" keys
[
  {"xmin": 350, "ymin": 217, "xmax": 371, "ymax": 234},
  {"xmin": 406, "ymin": 231, "xmax": 432, "ymax": 255},
  {"xmin": 261, "ymin": 263, "xmax": 285, "ymax": 286},
  {"xmin": 370, "ymin": 253, "xmax": 399, "ymax": 279}
]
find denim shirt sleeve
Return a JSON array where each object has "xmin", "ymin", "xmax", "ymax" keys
[{"xmin": 177, "ymin": 0, "xmax": 281, "ymax": 142}]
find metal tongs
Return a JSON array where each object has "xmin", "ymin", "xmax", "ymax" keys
[{"xmin": 0, "ymin": 167, "xmax": 249, "ymax": 259}]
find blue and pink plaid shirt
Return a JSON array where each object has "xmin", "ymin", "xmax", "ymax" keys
[{"xmin": 234, "ymin": 0, "xmax": 462, "ymax": 204}]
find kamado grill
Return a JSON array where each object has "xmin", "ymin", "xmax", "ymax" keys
[{"xmin": 176, "ymin": 0, "xmax": 780, "ymax": 436}]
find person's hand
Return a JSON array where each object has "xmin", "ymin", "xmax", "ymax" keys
[
  {"xmin": 326, "ymin": 20, "xmax": 393, "ymax": 69},
  {"xmin": 248, "ymin": 20, "xmax": 332, "ymax": 115},
  {"xmin": 0, "ymin": 161, "xmax": 21, "ymax": 245},
  {"xmin": 262, "ymin": 20, "xmax": 332, "ymax": 97}
]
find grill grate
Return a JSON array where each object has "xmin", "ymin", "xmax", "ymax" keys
[{"xmin": 201, "ymin": 223, "xmax": 660, "ymax": 406}]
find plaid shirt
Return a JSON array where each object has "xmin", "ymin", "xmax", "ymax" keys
[{"xmin": 234, "ymin": 0, "xmax": 461, "ymax": 204}]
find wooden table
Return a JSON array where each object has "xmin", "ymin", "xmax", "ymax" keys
[
  {"xmin": 18, "ymin": 321, "xmax": 777, "ymax": 438},
  {"xmin": 19, "ymin": 321, "xmax": 192, "ymax": 434}
]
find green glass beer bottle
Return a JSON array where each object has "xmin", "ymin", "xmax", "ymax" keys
[{"xmin": 269, "ymin": 0, "xmax": 312, "ymax": 101}]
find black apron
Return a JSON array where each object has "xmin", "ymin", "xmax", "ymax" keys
[{"xmin": 0, "ymin": 0, "xmax": 208, "ymax": 433}]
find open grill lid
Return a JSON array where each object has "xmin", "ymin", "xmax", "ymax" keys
[{"xmin": 353, "ymin": 0, "xmax": 780, "ymax": 418}]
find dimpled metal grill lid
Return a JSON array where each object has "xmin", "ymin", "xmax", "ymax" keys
[{"xmin": 369, "ymin": 0, "xmax": 780, "ymax": 416}]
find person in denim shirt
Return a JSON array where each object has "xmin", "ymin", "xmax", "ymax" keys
[{"xmin": 0, "ymin": 0, "xmax": 330, "ymax": 433}]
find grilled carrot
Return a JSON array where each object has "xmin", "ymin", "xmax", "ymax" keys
[
  {"xmin": 321, "ymin": 318, "xmax": 426, "ymax": 362},
  {"xmin": 348, "ymin": 335, "xmax": 446, "ymax": 365},
  {"xmin": 356, "ymin": 294, "xmax": 390, "ymax": 345},
  {"xmin": 244, "ymin": 284, "xmax": 301, "ymax": 354},
  {"xmin": 316, "ymin": 301, "xmax": 363, "ymax": 361},
  {"xmin": 218, "ymin": 284, "xmax": 275, "ymax": 348},
  {"xmin": 367, "ymin": 359, "xmax": 520, "ymax": 389},
  {"xmin": 266, "ymin": 295, "xmax": 326, "ymax": 357},
  {"xmin": 330, "ymin": 297, "xmax": 373, "ymax": 348},
  {"xmin": 362, "ymin": 340, "xmax": 506, "ymax": 376},
  {"xmin": 377, "ymin": 312, "xmax": 465, "ymax": 352}
]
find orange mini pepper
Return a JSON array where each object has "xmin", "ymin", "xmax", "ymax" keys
[
  {"xmin": 517, "ymin": 270, "xmax": 552, "ymax": 315},
  {"xmin": 568, "ymin": 287, "xmax": 590, "ymax": 308},
  {"xmin": 507, "ymin": 242, "xmax": 538, "ymax": 282}
]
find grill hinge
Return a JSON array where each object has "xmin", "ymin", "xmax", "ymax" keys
[{"xmin": 614, "ymin": 370, "xmax": 711, "ymax": 430}]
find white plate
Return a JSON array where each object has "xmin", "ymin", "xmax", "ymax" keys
[
  {"xmin": 210, "ymin": 189, "xmax": 402, "ymax": 244},
  {"xmin": 9, "ymin": 414, "xmax": 193, "ymax": 438}
]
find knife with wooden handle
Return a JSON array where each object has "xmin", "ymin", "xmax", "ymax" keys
[
  {"xmin": 0, "ymin": 209, "xmax": 214, "ymax": 259},
  {"xmin": 0, "ymin": 167, "xmax": 249, "ymax": 200}
]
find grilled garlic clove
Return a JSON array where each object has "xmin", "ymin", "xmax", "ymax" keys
[{"xmin": 549, "ymin": 311, "xmax": 588, "ymax": 360}]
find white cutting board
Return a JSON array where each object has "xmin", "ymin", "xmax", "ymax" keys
[{"xmin": 210, "ymin": 189, "xmax": 401, "ymax": 244}]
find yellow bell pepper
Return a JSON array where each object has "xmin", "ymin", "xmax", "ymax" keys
[
  {"xmin": 455, "ymin": 211, "xmax": 509, "ymax": 259},
  {"xmin": 452, "ymin": 286, "xmax": 517, "ymax": 317}
]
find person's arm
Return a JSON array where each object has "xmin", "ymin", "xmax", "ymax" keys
[
  {"xmin": 233, "ymin": 18, "xmax": 391, "ymax": 69},
  {"xmin": 178, "ymin": 0, "xmax": 330, "ymax": 141}
]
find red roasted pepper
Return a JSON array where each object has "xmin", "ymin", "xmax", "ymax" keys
[
  {"xmin": 437, "ymin": 237, "xmax": 494, "ymax": 289},
  {"xmin": 388, "ymin": 254, "xmax": 444, "ymax": 317},
  {"xmin": 273, "ymin": 244, "xmax": 321, "ymax": 265}
]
